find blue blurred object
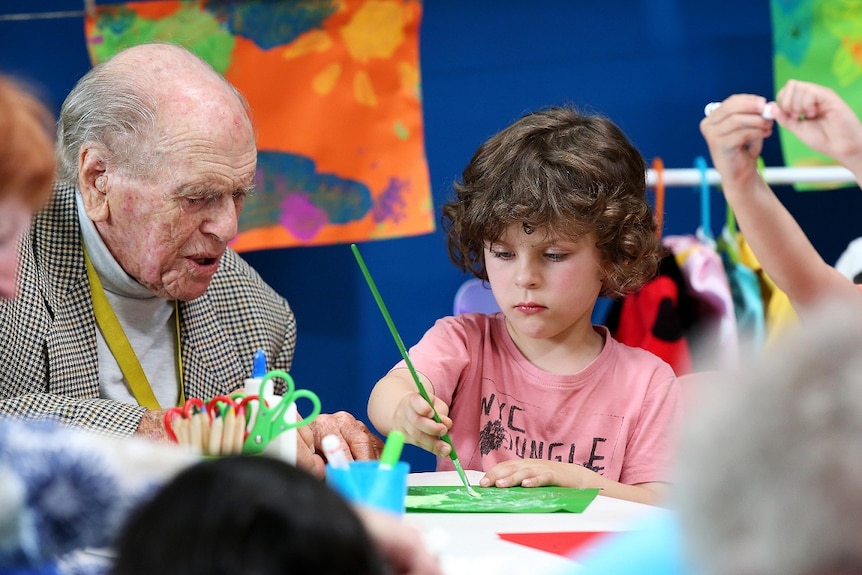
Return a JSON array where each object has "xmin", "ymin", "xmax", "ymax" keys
[
  {"xmin": 564, "ymin": 510, "xmax": 685, "ymax": 575},
  {"xmin": 452, "ymin": 278, "xmax": 500, "ymax": 315}
]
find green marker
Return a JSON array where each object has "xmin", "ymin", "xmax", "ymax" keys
[
  {"xmin": 379, "ymin": 430, "xmax": 405, "ymax": 469},
  {"xmin": 368, "ymin": 430, "xmax": 407, "ymax": 513}
]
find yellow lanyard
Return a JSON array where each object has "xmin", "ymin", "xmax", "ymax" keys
[{"xmin": 83, "ymin": 246, "xmax": 185, "ymax": 409}]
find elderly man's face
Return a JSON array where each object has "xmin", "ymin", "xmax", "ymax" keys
[{"xmin": 95, "ymin": 97, "xmax": 257, "ymax": 301}]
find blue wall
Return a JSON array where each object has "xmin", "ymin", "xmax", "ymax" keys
[{"xmin": 4, "ymin": 1, "xmax": 861, "ymax": 471}]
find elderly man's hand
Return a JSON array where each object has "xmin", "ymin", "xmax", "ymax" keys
[
  {"xmin": 295, "ymin": 411, "xmax": 382, "ymax": 478},
  {"xmin": 296, "ymin": 423, "xmax": 326, "ymax": 478},
  {"xmin": 136, "ymin": 410, "xmax": 170, "ymax": 441},
  {"xmin": 311, "ymin": 411, "xmax": 384, "ymax": 462}
]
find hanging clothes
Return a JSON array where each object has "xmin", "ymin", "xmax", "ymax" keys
[
  {"xmin": 721, "ymin": 255, "xmax": 765, "ymax": 354},
  {"xmin": 606, "ymin": 246, "xmax": 697, "ymax": 375},
  {"xmin": 605, "ymin": 157, "xmax": 699, "ymax": 375},
  {"xmin": 716, "ymin": 216, "xmax": 766, "ymax": 356},
  {"xmin": 736, "ymin": 235, "xmax": 798, "ymax": 345},
  {"xmin": 663, "ymin": 234, "xmax": 739, "ymax": 371}
]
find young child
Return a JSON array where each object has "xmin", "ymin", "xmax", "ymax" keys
[
  {"xmin": 700, "ymin": 79, "xmax": 862, "ymax": 313},
  {"xmin": 368, "ymin": 106, "xmax": 680, "ymax": 505},
  {"xmin": 0, "ymin": 75, "xmax": 55, "ymax": 300}
]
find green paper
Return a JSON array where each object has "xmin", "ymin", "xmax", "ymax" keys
[{"xmin": 406, "ymin": 486, "xmax": 599, "ymax": 513}]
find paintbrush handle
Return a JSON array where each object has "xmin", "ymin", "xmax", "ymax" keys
[{"xmin": 351, "ymin": 244, "xmax": 461, "ymax": 464}]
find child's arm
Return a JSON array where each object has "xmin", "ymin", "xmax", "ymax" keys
[
  {"xmin": 772, "ymin": 79, "xmax": 862, "ymax": 179},
  {"xmin": 479, "ymin": 459, "xmax": 668, "ymax": 505},
  {"xmin": 700, "ymin": 92, "xmax": 861, "ymax": 311},
  {"xmin": 367, "ymin": 368, "xmax": 454, "ymax": 457}
]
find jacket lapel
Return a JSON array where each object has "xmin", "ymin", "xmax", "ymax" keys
[
  {"xmin": 38, "ymin": 184, "xmax": 101, "ymax": 395},
  {"xmin": 179, "ymin": 294, "xmax": 245, "ymax": 399}
]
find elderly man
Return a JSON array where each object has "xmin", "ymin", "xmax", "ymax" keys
[{"xmin": 0, "ymin": 42, "xmax": 381, "ymax": 474}]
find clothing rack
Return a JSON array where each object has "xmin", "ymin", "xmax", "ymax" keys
[
  {"xmin": 646, "ymin": 166, "xmax": 856, "ymax": 187},
  {"xmin": 0, "ymin": 1, "xmax": 94, "ymax": 22}
]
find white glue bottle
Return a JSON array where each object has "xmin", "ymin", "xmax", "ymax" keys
[{"xmin": 244, "ymin": 349, "xmax": 298, "ymax": 464}]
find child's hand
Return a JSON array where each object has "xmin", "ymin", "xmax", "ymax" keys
[
  {"xmin": 392, "ymin": 392, "xmax": 453, "ymax": 457},
  {"xmin": 773, "ymin": 79, "xmax": 862, "ymax": 174},
  {"xmin": 699, "ymin": 94, "xmax": 772, "ymax": 190},
  {"xmin": 479, "ymin": 458, "xmax": 594, "ymax": 488}
]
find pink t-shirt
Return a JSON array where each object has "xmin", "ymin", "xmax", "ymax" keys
[{"xmin": 394, "ymin": 312, "xmax": 680, "ymax": 485}]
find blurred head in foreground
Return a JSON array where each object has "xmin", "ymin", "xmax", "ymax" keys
[
  {"xmin": 0, "ymin": 76, "xmax": 55, "ymax": 299},
  {"xmin": 112, "ymin": 455, "xmax": 389, "ymax": 575},
  {"xmin": 675, "ymin": 297, "xmax": 862, "ymax": 575}
]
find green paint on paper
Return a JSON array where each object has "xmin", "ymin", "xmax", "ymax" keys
[{"xmin": 406, "ymin": 486, "xmax": 599, "ymax": 514}]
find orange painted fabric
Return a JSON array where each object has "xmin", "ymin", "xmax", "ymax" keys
[{"xmin": 85, "ymin": 0, "xmax": 434, "ymax": 250}]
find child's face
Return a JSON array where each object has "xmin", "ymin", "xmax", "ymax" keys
[
  {"xmin": 0, "ymin": 195, "xmax": 33, "ymax": 300},
  {"xmin": 484, "ymin": 223, "xmax": 604, "ymax": 343}
]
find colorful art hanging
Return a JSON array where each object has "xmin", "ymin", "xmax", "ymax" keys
[
  {"xmin": 771, "ymin": 0, "xmax": 862, "ymax": 190},
  {"xmin": 85, "ymin": 0, "xmax": 434, "ymax": 250}
]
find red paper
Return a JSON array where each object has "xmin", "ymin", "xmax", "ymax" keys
[{"xmin": 497, "ymin": 531, "xmax": 611, "ymax": 559}]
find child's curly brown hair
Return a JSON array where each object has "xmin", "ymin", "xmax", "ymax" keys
[{"xmin": 442, "ymin": 105, "xmax": 659, "ymax": 298}]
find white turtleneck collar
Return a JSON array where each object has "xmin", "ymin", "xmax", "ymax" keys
[{"xmin": 75, "ymin": 190, "xmax": 180, "ymax": 409}]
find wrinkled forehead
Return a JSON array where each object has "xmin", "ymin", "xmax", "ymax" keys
[
  {"xmin": 155, "ymin": 75, "xmax": 252, "ymax": 129},
  {"xmin": 149, "ymin": 88, "xmax": 256, "ymax": 164},
  {"xmin": 111, "ymin": 44, "xmax": 251, "ymax": 131}
]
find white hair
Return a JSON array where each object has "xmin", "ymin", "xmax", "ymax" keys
[{"xmin": 55, "ymin": 42, "xmax": 251, "ymax": 185}]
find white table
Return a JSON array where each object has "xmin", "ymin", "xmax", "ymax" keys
[{"xmin": 406, "ymin": 471, "xmax": 660, "ymax": 575}]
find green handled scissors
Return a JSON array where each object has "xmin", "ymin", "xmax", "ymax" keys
[{"xmin": 243, "ymin": 369, "xmax": 322, "ymax": 455}]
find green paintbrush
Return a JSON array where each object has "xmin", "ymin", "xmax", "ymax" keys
[{"xmin": 351, "ymin": 243, "xmax": 480, "ymax": 497}]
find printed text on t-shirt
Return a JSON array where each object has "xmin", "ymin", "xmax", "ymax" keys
[{"xmin": 479, "ymin": 392, "xmax": 607, "ymax": 473}]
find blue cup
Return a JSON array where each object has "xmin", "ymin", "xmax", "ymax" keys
[{"xmin": 326, "ymin": 460, "xmax": 410, "ymax": 516}]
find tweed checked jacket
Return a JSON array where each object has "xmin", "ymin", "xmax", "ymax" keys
[{"xmin": 0, "ymin": 183, "xmax": 298, "ymax": 436}]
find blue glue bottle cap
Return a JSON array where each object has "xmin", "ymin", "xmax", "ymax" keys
[
  {"xmin": 252, "ymin": 349, "xmax": 267, "ymax": 379},
  {"xmin": 246, "ymin": 349, "xmax": 269, "ymax": 398}
]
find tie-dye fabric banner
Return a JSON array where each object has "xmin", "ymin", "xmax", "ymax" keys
[
  {"xmin": 85, "ymin": 0, "xmax": 434, "ymax": 250},
  {"xmin": 771, "ymin": 0, "xmax": 862, "ymax": 190}
]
